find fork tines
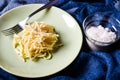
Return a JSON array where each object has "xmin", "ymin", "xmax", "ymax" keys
[{"xmin": 1, "ymin": 24, "xmax": 23, "ymax": 36}]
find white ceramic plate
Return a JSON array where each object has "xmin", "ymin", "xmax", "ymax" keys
[{"xmin": 0, "ymin": 4, "xmax": 83, "ymax": 78}]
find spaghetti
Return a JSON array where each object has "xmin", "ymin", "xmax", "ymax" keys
[{"xmin": 13, "ymin": 22, "xmax": 62, "ymax": 61}]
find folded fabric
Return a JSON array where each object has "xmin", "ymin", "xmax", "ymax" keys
[{"xmin": 0, "ymin": 0, "xmax": 120, "ymax": 80}]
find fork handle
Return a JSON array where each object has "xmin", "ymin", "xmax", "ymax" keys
[{"xmin": 28, "ymin": 0, "xmax": 59, "ymax": 18}]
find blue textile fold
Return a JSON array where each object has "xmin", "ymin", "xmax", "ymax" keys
[{"xmin": 0, "ymin": 0, "xmax": 120, "ymax": 80}]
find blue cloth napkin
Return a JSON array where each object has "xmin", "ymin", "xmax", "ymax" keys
[{"xmin": 0, "ymin": 0, "xmax": 120, "ymax": 80}]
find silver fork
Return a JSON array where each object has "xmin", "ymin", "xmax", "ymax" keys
[{"xmin": 1, "ymin": 0, "xmax": 59, "ymax": 36}]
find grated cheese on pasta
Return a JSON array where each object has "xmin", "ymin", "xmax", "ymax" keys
[{"xmin": 13, "ymin": 22, "xmax": 62, "ymax": 61}]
